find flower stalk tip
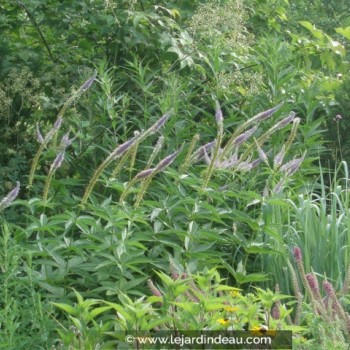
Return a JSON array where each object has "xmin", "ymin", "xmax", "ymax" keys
[{"xmin": 0, "ymin": 182, "xmax": 20, "ymax": 211}]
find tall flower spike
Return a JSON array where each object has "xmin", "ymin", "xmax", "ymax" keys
[
  {"xmin": 215, "ymin": 101, "xmax": 223, "ymax": 123},
  {"xmin": 280, "ymin": 152, "xmax": 306, "ymax": 176},
  {"xmin": 80, "ymin": 72, "xmax": 97, "ymax": 91},
  {"xmin": 44, "ymin": 116, "xmax": 63, "ymax": 143},
  {"xmin": 60, "ymin": 131, "xmax": 75, "ymax": 149},
  {"xmin": 255, "ymin": 140, "xmax": 269, "ymax": 166},
  {"xmin": 147, "ymin": 279, "xmax": 163, "ymax": 299},
  {"xmin": 190, "ymin": 141, "xmax": 216, "ymax": 163},
  {"xmin": 273, "ymin": 111, "xmax": 295, "ymax": 131},
  {"xmin": 0, "ymin": 182, "xmax": 20, "ymax": 211},
  {"xmin": 83, "ymin": 113, "xmax": 171, "ymax": 207},
  {"xmin": 51, "ymin": 151, "xmax": 65, "ymax": 172},
  {"xmin": 134, "ymin": 147, "xmax": 183, "ymax": 207},
  {"xmin": 231, "ymin": 126, "xmax": 257, "ymax": 147},
  {"xmin": 274, "ymin": 145, "xmax": 286, "ymax": 170},
  {"xmin": 150, "ymin": 113, "xmax": 171, "ymax": 134},
  {"xmin": 36, "ymin": 122, "xmax": 44, "ymax": 144}
]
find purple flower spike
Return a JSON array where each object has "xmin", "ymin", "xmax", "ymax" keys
[
  {"xmin": 147, "ymin": 279, "xmax": 163, "ymax": 298},
  {"xmin": 80, "ymin": 72, "xmax": 97, "ymax": 91},
  {"xmin": 134, "ymin": 168, "xmax": 154, "ymax": 180},
  {"xmin": 323, "ymin": 280, "xmax": 336, "ymax": 298},
  {"xmin": 215, "ymin": 103, "xmax": 224, "ymax": 123},
  {"xmin": 155, "ymin": 148, "xmax": 182, "ymax": 172},
  {"xmin": 306, "ymin": 273, "xmax": 320, "ymax": 292},
  {"xmin": 150, "ymin": 113, "xmax": 171, "ymax": 133},
  {"xmin": 274, "ymin": 145, "xmax": 285, "ymax": 169},
  {"xmin": 191, "ymin": 141, "xmax": 216, "ymax": 162},
  {"xmin": 274, "ymin": 112, "xmax": 295, "ymax": 130},
  {"xmin": 232, "ymin": 126, "xmax": 257, "ymax": 146},
  {"xmin": 110, "ymin": 136, "xmax": 138, "ymax": 160},
  {"xmin": 280, "ymin": 153, "xmax": 305, "ymax": 176},
  {"xmin": 51, "ymin": 151, "xmax": 65, "ymax": 171},
  {"xmin": 60, "ymin": 132, "xmax": 75, "ymax": 149},
  {"xmin": 53, "ymin": 116, "xmax": 63, "ymax": 131},
  {"xmin": 271, "ymin": 304, "xmax": 280, "ymax": 320},
  {"xmin": 252, "ymin": 103, "xmax": 284, "ymax": 123},
  {"xmin": 0, "ymin": 181, "xmax": 20, "ymax": 210},
  {"xmin": 293, "ymin": 246, "xmax": 302, "ymax": 263},
  {"xmin": 36, "ymin": 123, "xmax": 44, "ymax": 144}
]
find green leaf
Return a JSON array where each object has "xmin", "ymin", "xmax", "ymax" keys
[
  {"xmin": 51, "ymin": 302, "xmax": 77, "ymax": 315},
  {"xmin": 335, "ymin": 26, "xmax": 350, "ymax": 40}
]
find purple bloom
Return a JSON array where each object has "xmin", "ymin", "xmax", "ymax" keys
[
  {"xmin": 251, "ymin": 103, "xmax": 284, "ymax": 123},
  {"xmin": 232, "ymin": 126, "xmax": 257, "ymax": 146},
  {"xmin": 293, "ymin": 247, "xmax": 302, "ymax": 263},
  {"xmin": 203, "ymin": 147, "xmax": 211, "ymax": 165},
  {"xmin": 110, "ymin": 136, "xmax": 138, "ymax": 160},
  {"xmin": 51, "ymin": 151, "xmax": 65, "ymax": 171},
  {"xmin": 53, "ymin": 116, "xmax": 63, "ymax": 130},
  {"xmin": 323, "ymin": 280, "xmax": 336, "ymax": 298},
  {"xmin": 36, "ymin": 123, "xmax": 44, "ymax": 144},
  {"xmin": 306, "ymin": 273, "xmax": 320, "ymax": 292},
  {"xmin": 134, "ymin": 168, "xmax": 154, "ymax": 180},
  {"xmin": 155, "ymin": 148, "xmax": 182, "ymax": 172},
  {"xmin": 235, "ymin": 160, "xmax": 253, "ymax": 172},
  {"xmin": 271, "ymin": 303, "xmax": 280, "ymax": 320},
  {"xmin": 274, "ymin": 145, "xmax": 286, "ymax": 169},
  {"xmin": 274, "ymin": 112, "xmax": 295, "ymax": 130},
  {"xmin": 147, "ymin": 279, "xmax": 163, "ymax": 298},
  {"xmin": 60, "ymin": 132, "xmax": 75, "ymax": 148},
  {"xmin": 215, "ymin": 104, "xmax": 224, "ymax": 123},
  {"xmin": 150, "ymin": 113, "xmax": 171, "ymax": 133},
  {"xmin": 0, "ymin": 182, "xmax": 20, "ymax": 210},
  {"xmin": 250, "ymin": 157, "xmax": 262, "ymax": 169},
  {"xmin": 256, "ymin": 143, "xmax": 268, "ymax": 165},
  {"xmin": 44, "ymin": 116, "xmax": 63, "ymax": 143},
  {"xmin": 280, "ymin": 154, "xmax": 305, "ymax": 176},
  {"xmin": 191, "ymin": 141, "xmax": 216, "ymax": 162},
  {"xmin": 272, "ymin": 178, "xmax": 285, "ymax": 194},
  {"xmin": 80, "ymin": 72, "xmax": 97, "ymax": 91}
]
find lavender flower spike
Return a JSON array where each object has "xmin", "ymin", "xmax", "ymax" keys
[
  {"xmin": 280, "ymin": 152, "xmax": 306, "ymax": 176},
  {"xmin": 190, "ymin": 141, "xmax": 216, "ymax": 163},
  {"xmin": 109, "ymin": 136, "xmax": 138, "ymax": 161},
  {"xmin": 60, "ymin": 131, "xmax": 76, "ymax": 149},
  {"xmin": 150, "ymin": 112, "xmax": 172, "ymax": 134},
  {"xmin": 274, "ymin": 111, "xmax": 296, "ymax": 130},
  {"xmin": 80, "ymin": 72, "xmax": 97, "ymax": 91},
  {"xmin": 293, "ymin": 246, "xmax": 302, "ymax": 263},
  {"xmin": 155, "ymin": 147, "xmax": 182, "ymax": 172},
  {"xmin": 255, "ymin": 141, "xmax": 269, "ymax": 165},
  {"xmin": 250, "ymin": 103, "xmax": 284, "ymax": 124},
  {"xmin": 44, "ymin": 116, "xmax": 63, "ymax": 143},
  {"xmin": 51, "ymin": 151, "xmax": 65, "ymax": 171},
  {"xmin": 215, "ymin": 101, "xmax": 223, "ymax": 123},
  {"xmin": 274, "ymin": 145, "xmax": 286, "ymax": 170},
  {"xmin": 36, "ymin": 122, "xmax": 44, "ymax": 144},
  {"xmin": 232, "ymin": 126, "xmax": 257, "ymax": 146},
  {"xmin": 134, "ymin": 168, "xmax": 154, "ymax": 180},
  {"xmin": 0, "ymin": 182, "xmax": 20, "ymax": 210}
]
